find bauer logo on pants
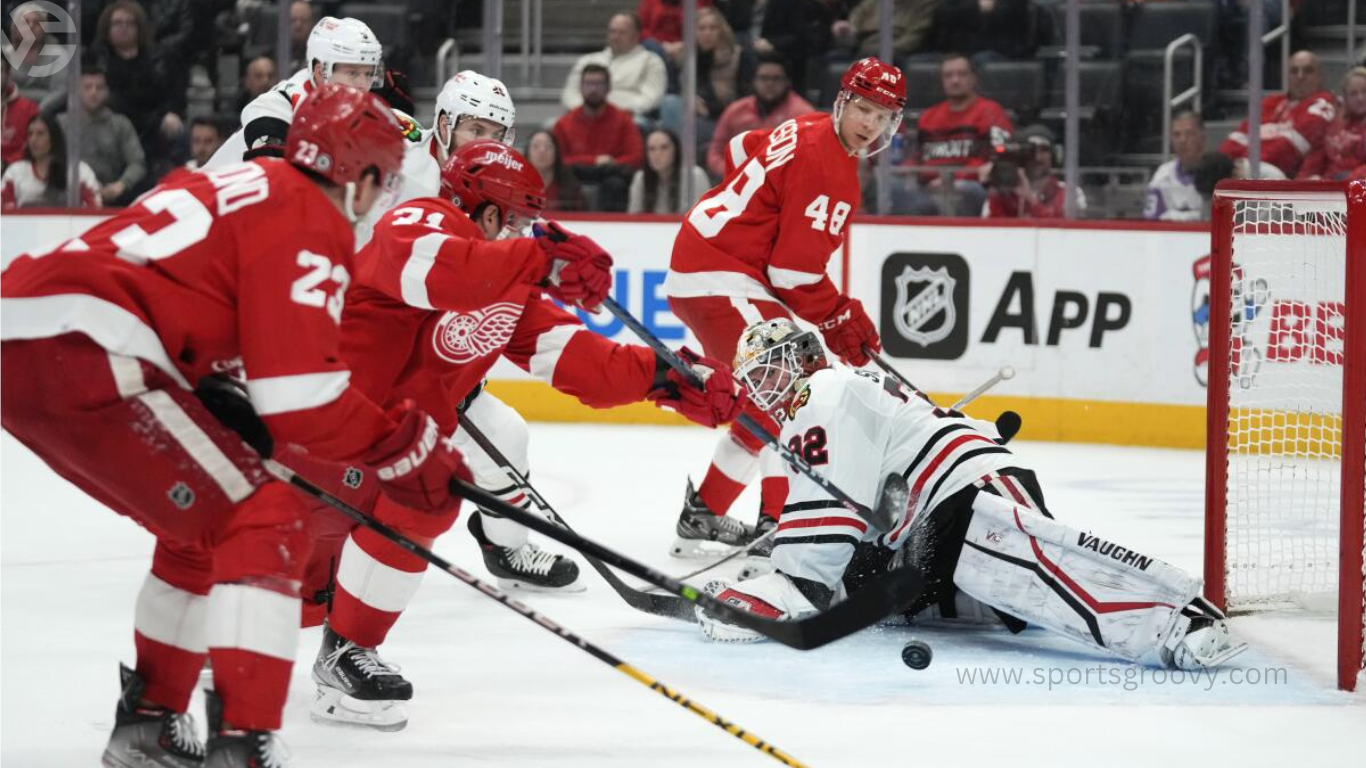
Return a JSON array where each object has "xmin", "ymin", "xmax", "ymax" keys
[{"xmin": 880, "ymin": 252, "xmax": 970, "ymax": 359}]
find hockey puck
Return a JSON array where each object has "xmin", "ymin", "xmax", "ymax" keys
[{"xmin": 901, "ymin": 640, "xmax": 933, "ymax": 670}]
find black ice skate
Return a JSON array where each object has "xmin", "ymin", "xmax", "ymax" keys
[
  {"xmin": 310, "ymin": 624, "xmax": 412, "ymax": 732},
  {"xmin": 204, "ymin": 691, "xmax": 289, "ymax": 768},
  {"xmin": 670, "ymin": 479, "xmax": 753, "ymax": 559},
  {"xmin": 468, "ymin": 510, "xmax": 584, "ymax": 592},
  {"xmin": 101, "ymin": 663, "xmax": 205, "ymax": 768},
  {"xmin": 738, "ymin": 514, "xmax": 778, "ymax": 580}
]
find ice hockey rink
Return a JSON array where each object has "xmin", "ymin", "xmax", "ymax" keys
[{"xmin": 2, "ymin": 422, "xmax": 1361, "ymax": 767}]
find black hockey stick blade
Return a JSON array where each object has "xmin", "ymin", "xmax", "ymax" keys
[
  {"xmin": 450, "ymin": 479, "xmax": 922, "ymax": 649},
  {"xmin": 455, "ymin": 414, "xmax": 699, "ymax": 622},
  {"xmin": 995, "ymin": 410, "xmax": 1022, "ymax": 444}
]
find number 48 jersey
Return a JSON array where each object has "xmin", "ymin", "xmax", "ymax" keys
[
  {"xmin": 774, "ymin": 366, "xmax": 1016, "ymax": 588},
  {"xmin": 664, "ymin": 112, "xmax": 858, "ymax": 326}
]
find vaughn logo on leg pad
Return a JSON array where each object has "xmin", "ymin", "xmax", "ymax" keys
[
  {"xmin": 880, "ymin": 252, "xmax": 969, "ymax": 360},
  {"xmin": 1077, "ymin": 533, "xmax": 1153, "ymax": 571}
]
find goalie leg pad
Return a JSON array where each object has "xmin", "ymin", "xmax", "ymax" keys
[{"xmin": 953, "ymin": 492, "xmax": 1202, "ymax": 664}]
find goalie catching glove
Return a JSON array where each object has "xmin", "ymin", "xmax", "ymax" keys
[
  {"xmin": 534, "ymin": 221, "xmax": 613, "ymax": 311},
  {"xmin": 366, "ymin": 401, "xmax": 471, "ymax": 513},
  {"xmin": 647, "ymin": 347, "xmax": 748, "ymax": 428}
]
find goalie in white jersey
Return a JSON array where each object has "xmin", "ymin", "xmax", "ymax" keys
[{"xmin": 698, "ymin": 319, "xmax": 1246, "ymax": 670}]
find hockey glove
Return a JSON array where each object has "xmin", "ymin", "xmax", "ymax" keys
[
  {"xmin": 647, "ymin": 347, "xmax": 748, "ymax": 428},
  {"xmin": 818, "ymin": 298, "xmax": 879, "ymax": 367},
  {"xmin": 366, "ymin": 401, "xmax": 471, "ymax": 514},
  {"xmin": 195, "ymin": 374, "xmax": 274, "ymax": 458},
  {"xmin": 534, "ymin": 221, "xmax": 614, "ymax": 311}
]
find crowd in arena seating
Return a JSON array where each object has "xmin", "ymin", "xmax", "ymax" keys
[{"xmin": 1, "ymin": 0, "xmax": 1362, "ymax": 218}]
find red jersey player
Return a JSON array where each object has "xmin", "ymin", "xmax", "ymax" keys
[
  {"xmin": 662, "ymin": 57, "xmax": 906, "ymax": 561},
  {"xmin": 0, "ymin": 85, "xmax": 469, "ymax": 767},
  {"xmin": 294, "ymin": 139, "xmax": 746, "ymax": 730}
]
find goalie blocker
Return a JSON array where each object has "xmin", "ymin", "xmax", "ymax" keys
[{"xmin": 699, "ymin": 319, "xmax": 1246, "ymax": 670}]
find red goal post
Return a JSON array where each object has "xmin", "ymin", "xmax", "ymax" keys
[{"xmin": 1204, "ymin": 180, "xmax": 1365, "ymax": 692}]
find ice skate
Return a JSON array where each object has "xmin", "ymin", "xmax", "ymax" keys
[
  {"xmin": 101, "ymin": 663, "xmax": 205, "ymax": 768},
  {"xmin": 670, "ymin": 479, "xmax": 753, "ymax": 559},
  {"xmin": 310, "ymin": 624, "xmax": 412, "ymax": 732},
  {"xmin": 468, "ymin": 511, "xmax": 585, "ymax": 592}
]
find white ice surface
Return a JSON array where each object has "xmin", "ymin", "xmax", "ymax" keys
[{"xmin": 3, "ymin": 426, "xmax": 1362, "ymax": 767}]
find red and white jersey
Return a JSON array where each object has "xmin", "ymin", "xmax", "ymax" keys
[
  {"xmin": 343, "ymin": 197, "xmax": 658, "ymax": 434},
  {"xmin": 1, "ymin": 159, "xmax": 101, "ymax": 209},
  {"xmin": 665, "ymin": 112, "xmax": 857, "ymax": 326},
  {"xmin": 913, "ymin": 96, "xmax": 1014, "ymax": 182},
  {"xmin": 771, "ymin": 365, "xmax": 1014, "ymax": 588},
  {"xmin": 1296, "ymin": 111, "xmax": 1366, "ymax": 181},
  {"xmin": 1220, "ymin": 91, "xmax": 1337, "ymax": 178},
  {"xmin": 0, "ymin": 159, "xmax": 392, "ymax": 461},
  {"xmin": 206, "ymin": 68, "xmax": 316, "ymax": 169}
]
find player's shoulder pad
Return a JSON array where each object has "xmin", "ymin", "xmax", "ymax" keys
[{"xmin": 786, "ymin": 366, "xmax": 861, "ymax": 420}]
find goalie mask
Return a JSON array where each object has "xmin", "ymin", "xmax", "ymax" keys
[{"xmin": 734, "ymin": 319, "xmax": 828, "ymax": 413}]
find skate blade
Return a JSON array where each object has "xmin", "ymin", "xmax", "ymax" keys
[
  {"xmin": 669, "ymin": 536, "xmax": 742, "ymax": 560},
  {"xmin": 1202, "ymin": 640, "xmax": 1250, "ymax": 668},
  {"xmin": 496, "ymin": 575, "xmax": 587, "ymax": 593},
  {"xmin": 310, "ymin": 686, "xmax": 408, "ymax": 732}
]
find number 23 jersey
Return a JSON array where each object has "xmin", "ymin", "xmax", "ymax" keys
[{"xmin": 665, "ymin": 112, "xmax": 858, "ymax": 325}]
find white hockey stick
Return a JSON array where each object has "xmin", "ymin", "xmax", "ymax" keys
[{"xmin": 950, "ymin": 366, "xmax": 1016, "ymax": 411}]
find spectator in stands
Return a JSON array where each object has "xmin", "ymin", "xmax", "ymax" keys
[
  {"xmin": 2, "ymin": 114, "xmax": 101, "ymax": 209},
  {"xmin": 1220, "ymin": 50, "xmax": 1337, "ymax": 179},
  {"xmin": 157, "ymin": 115, "xmax": 227, "ymax": 185},
  {"xmin": 831, "ymin": 0, "xmax": 938, "ymax": 59},
  {"xmin": 554, "ymin": 64, "xmax": 645, "ymax": 211},
  {"xmin": 5, "ymin": 3, "xmax": 66, "ymax": 106},
  {"xmin": 57, "ymin": 62, "xmax": 145, "ymax": 206},
  {"xmin": 2, "ymin": 52, "xmax": 40, "ymax": 166},
  {"xmin": 93, "ymin": 1, "xmax": 185, "ymax": 182},
  {"xmin": 288, "ymin": 1, "xmax": 317, "ymax": 72},
  {"xmin": 525, "ymin": 129, "xmax": 586, "ymax": 212},
  {"xmin": 928, "ymin": 0, "xmax": 1038, "ymax": 64},
  {"xmin": 561, "ymin": 12, "xmax": 668, "ymax": 118},
  {"xmin": 983, "ymin": 124, "xmax": 1084, "ymax": 218},
  {"xmin": 236, "ymin": 54, "xmax": 277, "ymax": 116},
  {"xmin": 1145, "ymin": 109, "xmax": 1206, "ymax": 221},
  {"xmin": 639, "ymin": 0, "xmax": 713, "ymax": 56},
  {"xmin": 895, "ymin": 53, "xmax": 1012, "ymax": 216},
  {"xmin": 1297, "ymin": 67, "xmax": 1366, "ymax": 181},
  {"xmin": 661, "ymin": 7, "xmax": 756, "ymax": 149},
  {"xmin": 707, "ymin": 53, "xmax": 813, "ymax": 177},
  {"xmin": 629, "ymin": 128, "xmax": 712, "ymax": 212},
  {"xmin": 752, "ymin": 0, "xmax": 825, "ymax": 94}
]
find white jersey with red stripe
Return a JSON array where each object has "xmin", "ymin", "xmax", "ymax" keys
[
  {"xmin": 771, "ymin": 365, "xmax": 1014, "ymax": 589},
  {"xmin": 205, "ymin": 68, "xmax": 316, "ymax": 169}
]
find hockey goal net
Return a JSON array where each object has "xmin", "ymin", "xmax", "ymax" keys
[{"xmin": 1205, "ymin": 180, "xmax": 1365, "ymax": 692}]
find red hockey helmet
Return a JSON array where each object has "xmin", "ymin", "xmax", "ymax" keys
[
  {"xmin": 439, "ymin": 139, "xmax": 546, "ymax": 231},
  {"xmin": 286, "ymin": 82, "xmax": 406, "ymax": 193},
  {"xmin": 835, "ymin": 57, "xmax": 906, "ymax": 156}
]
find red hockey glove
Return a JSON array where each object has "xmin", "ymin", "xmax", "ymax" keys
[
  {"xmin": 366, "ymin": 401, "xmax": 471, "ymax": 514},
  {"xmin": 818, "ymin": 298, "xmax": 880, "ymax": 367},
  {"xmin": 647, "ymin": 348, "xmax": 748, "ymax": 428},
  {"xmin": 534, "ymin": 220, "xmax": 614, "ymax": 311}
]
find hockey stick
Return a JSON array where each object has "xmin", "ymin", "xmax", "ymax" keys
[
  {"xmin": 865, "ymin": 350, "xmax": 1021, "ymax": 442},
  {"xmin": 457, "ymin": 412, "xmax": 699, "ymax": 621},
  {"xmin": 451, "ymin": 477, "xmax": 924, "ymax": 650},
  {"xmin": 599, "ymin": 296, "xmax": 895, "ymax": 534},
  {"xmin": 950, "ymin": 366, "xmax": 1016, "ymax": 411},
  {"xmin": 263, "ymin": 460, "xmax": 811, "ymax": 768}
]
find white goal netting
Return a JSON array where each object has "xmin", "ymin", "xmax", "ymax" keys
[{"xmin": 1221, "ymin": 196, "xmax": 1350, "ymax": 611}]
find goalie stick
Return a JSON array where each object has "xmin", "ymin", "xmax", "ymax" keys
[
  {"xmin": 262, "ymin": 460, "xmax": 811, "ymax": 768},
  {"xmin": 457, "ymin": 412, "xmax": 699, "ymax": 621},
  {"xmin": 866, "ymin": 350, "xmax": 1021, "ymax": 442},
  {"xmin": 450, "ymin": 476, "xmax": 925, "ymax": 650}
]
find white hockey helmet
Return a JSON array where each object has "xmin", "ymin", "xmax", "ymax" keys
[
  {"xmin": 734, "ymin": 319, "xmax": 828, "ymax": 414},
  {"xmin": 306, "ymin": 17, "xmax": 384, "ymax": 89},
  {"xmin": 434, "ymin": 70, "xmax": 517, "ymax": 156}
]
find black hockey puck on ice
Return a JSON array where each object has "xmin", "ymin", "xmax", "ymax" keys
[{"xmin": 901, "ymin": 640, "xmax": 932, "ymax": 669}]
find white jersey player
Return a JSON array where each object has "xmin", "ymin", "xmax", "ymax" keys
[
  {"xmin": 698, "ymin": 319, "xmax": 1246, "ymax": 670},
  {"xmin": 206, "ymin": 16, "xmax": 385, "ymax": 168},
  {"xmin": 355, "ymin": 69, "xmax": 518, "ymax": 245}
]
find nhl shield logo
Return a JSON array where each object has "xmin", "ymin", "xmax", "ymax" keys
[{"xmin": 892, "ymin": 266, "xmax": 957, "ymax": 347}]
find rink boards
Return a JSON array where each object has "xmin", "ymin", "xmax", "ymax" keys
[{"xmin": 1, "ymin": 211, "xmax": 1234, "ymax": 448}]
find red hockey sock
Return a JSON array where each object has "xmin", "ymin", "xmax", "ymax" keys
[
  {"xmin": 328, "ymin": 530, "xmax": 427, "ymax": 648},
  {"xmin": 205, "ymin": 583, "xmax": 299, "ymax": 732},
  {"xmin": 759, "ymin": 475, "xmax": 790, "ymax": 522}
]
